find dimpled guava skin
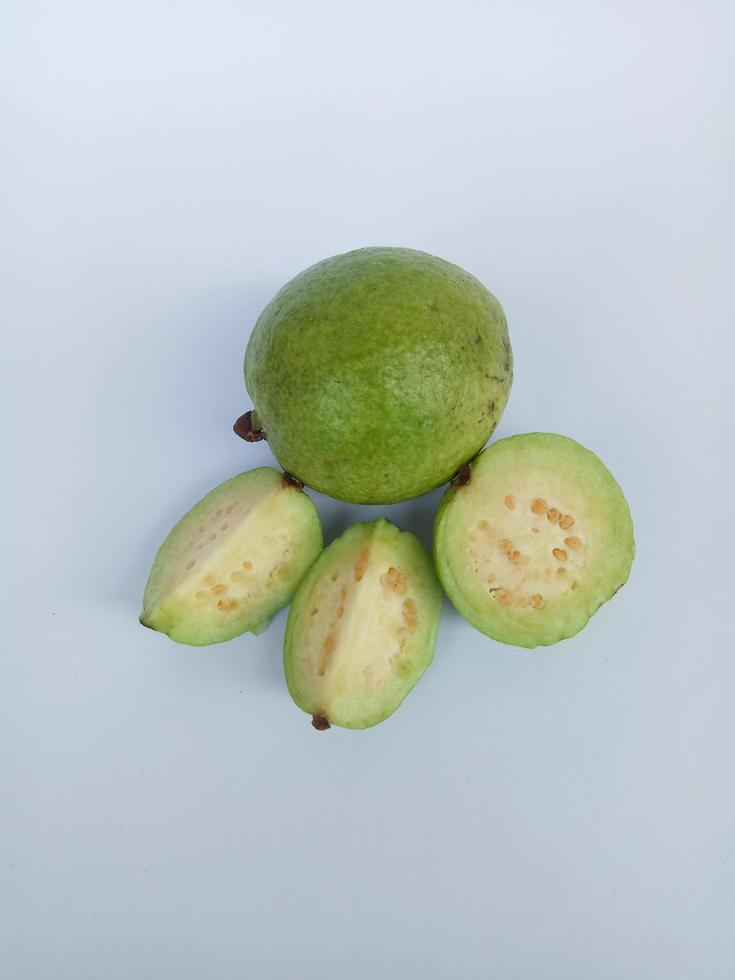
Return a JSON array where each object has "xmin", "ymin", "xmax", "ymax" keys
[{"xmin": 241, "ymin": 247, "xmax": 512, "ymax": 504}]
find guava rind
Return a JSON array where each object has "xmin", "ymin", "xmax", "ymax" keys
[
  {"xmin": 284, "ymin": 518, "xmax": 441, "ymax": 729},
  {"xmin": 140, "ymin": 467, "xmax": 323, "ymax": 645},
  {"xmin": 244, "ymin": 247, "xmax": 512, "ymax": 504},
  {"xmin": 433, "ymin": 433, "xmax": 635, "ymax": 648}
]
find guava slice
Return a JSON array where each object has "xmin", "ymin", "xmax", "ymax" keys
[
  {"xmin": 140, "ymin": 468, "xmax": 323, "ymax": 645},
  {"xmin": 241, "ymin": 247, "xmax": 512, "ymax": 504},
  {"xmin": 284, "ymin": 519, "xmax": 441, "ymax": 729},
  {"xmin": 433, "ymin": 433, "xmax": 634, "ymax": 648}
]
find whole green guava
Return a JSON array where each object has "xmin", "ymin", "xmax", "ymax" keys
[{"xmin": 241, "ymin": 247, "xmax": 512, "ymax": 504}]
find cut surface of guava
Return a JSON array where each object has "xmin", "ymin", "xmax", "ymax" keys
[
  {"xmin": 141, "ymin": 467, "xmax": 322, "ymax": 645},
  {"xmin": 284, "ymin": 519, "xmax": 441, "ymax": 729},
  {"xmin": 242, "ymin": 247, "xmax": 512, "ymax": 504},
  {"xmin": 433, "ymin": 433, "xmax": 634, "ymax": 648}
]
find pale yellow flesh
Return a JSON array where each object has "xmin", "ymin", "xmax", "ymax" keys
[
  {"xmin": 460, "ymin": 483, "xmax": 590, "ymax": 611},
  {"xmin": 145, "ymin": 479, "xmax": 308, "ymax": 637},
  {"xmin": 295, "ymin": 540, "xmax": 421, "ymax": 723},
  {"xmin": 167, "ymin": 494, "xmax": 296, "ymax": 617}
]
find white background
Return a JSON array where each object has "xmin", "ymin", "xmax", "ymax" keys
[{"xmin": 3, "ymin": 2, "xmax": 734, "ymax": 977}]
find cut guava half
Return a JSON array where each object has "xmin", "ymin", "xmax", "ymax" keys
[
  {"xmin": 140, "ymin": 467, "xmax": 323, "ymax": 645},
  {"xmin": 284, "ymin": 519, "xmax": 441, "ymax": 729},
  {"xmin": 433, "ymin": 433, "xmax": 634, "ymax": 648}
]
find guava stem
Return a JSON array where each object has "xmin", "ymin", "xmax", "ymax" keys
[
  {"xmin": 452, "ymin": 462, "xmax": 472, "ymax": 487},
  {"xmin": 311, "ymin": 714, "xmax": 331, "ymax": 731},
  {"xmin": 282, "ymin": 471, "xmax": 305, "ymax": 490},
  {"xmin": 233, "ymin": 410, "xmax": 265, "ymax": 442}
]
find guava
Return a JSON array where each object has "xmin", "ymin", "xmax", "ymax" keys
[
  {"xmin": 433, "ymin": 433, "xmax": 634, "ymax": 648},
  {"xmin": 239, "ymin": 247, "xmax": 512, "ymax": 504},
  {"xmin": 140, "ymin": 467, "xmax": 322, "ymax": 645},
  {"xmin": 284, "ymin": 518, "xmax": 441, "ymax": 729}
]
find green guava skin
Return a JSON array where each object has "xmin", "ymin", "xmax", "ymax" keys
[{"xmin": 244, "ymin": 247, "xmax": 512, "ymax": 504}]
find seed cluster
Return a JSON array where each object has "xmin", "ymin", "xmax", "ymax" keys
[
  {"xmin": 382, "ymin": 566, "xmax": 407, "ymax": 594},
  {"xmin": 530, "ymin": 498, "xmax": 582, "ymax": 567},
  {"xmin": 491, "ymin": 588, "xmax": 544, "ymax": 609},
  {"xmin": 194, "ymin": 556, "xmax": 258, "ymax": 614},
  {"xmin": 469, "ymin": 493, "xmax": 585, "ymax": 611},
  {"xmin": 380, "ymin": 570, "xmax": 417, "ymax": 635},
  {"xmin": 193, "ymin": 553, "xmax": 292, "ymax": 616},
  {"xmin": 318, "ymin": 632, "xmax": 336, "ymax": 676},
  {"xmin": 354, "ymin": 549, "xmax": 369, "ymax": 582},
  {"xmin": 402, "ymin": 597, "xmax": 417, "ymax": 632}
]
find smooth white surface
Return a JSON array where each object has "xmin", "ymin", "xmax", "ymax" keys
[{"xmin": 3, "ymin": 2, "xmax": 734, "ymax": 977}]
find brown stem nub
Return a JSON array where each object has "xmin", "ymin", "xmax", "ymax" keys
[
  {"xmin": 311, "ymin": 714, "xmax": 331, "ymax": 731},
  {"xmin": 452, "ymin": 462, "xmax": 472, "ymax": 487},
  {"xmin": 233, "ymin": 410, "xmax": 265, "ymax": 442},
  {"xmin": 282, "ymin": 471, "xmax": 304, "ymax": 490}
]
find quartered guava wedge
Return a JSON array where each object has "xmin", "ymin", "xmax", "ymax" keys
[
  {"xmin": 284, "ymin": 519, "xmax": 441, "ymax": 729},
  {"xmin": 141, "ymin": 467, "xmax": 322, "ymax": 645}
]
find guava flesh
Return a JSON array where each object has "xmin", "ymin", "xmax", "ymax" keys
[
  {"xmin": 433, "ymin": 433, "xmax": 634, "ymax": 648},
  {"xmin": 284, "ymin": 519, "xmax": 441, "ymax": 729},
  {"xmin": 140, "ymin": 467, "xmax": 323, "ymax": 645},
  {"xmin": 243, "ymin": 247, "xmax": 512, "ymax": 504}
]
